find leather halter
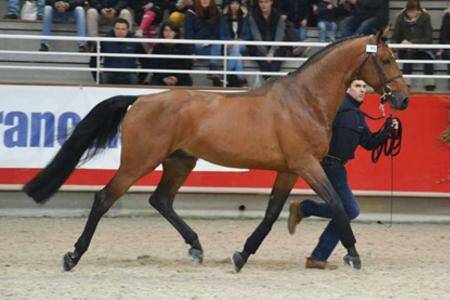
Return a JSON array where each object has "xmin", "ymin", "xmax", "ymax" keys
[{"xmin": 356, "ymin": 37, "xmax": 403, "ymax": 104}]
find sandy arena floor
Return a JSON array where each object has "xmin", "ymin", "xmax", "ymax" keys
[{"xmin": 1, "ymin": 217, "xmax": 449, "ymax": 300}]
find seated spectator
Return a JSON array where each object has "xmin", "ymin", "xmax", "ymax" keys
[
  {"xmin": 392, "ymin": 0, "xmax": 435, "ymax": 91},
  {"xmin": 100, "ymin": 18, "xmax": 147, "ymax": 84},
  {"xmin": 219, "ymin": 0, "xmax": 251, "ymax": 87},
  {"xmin": 339, "ymin": 0, "xmax": 389, "ymax": 38},
  {"xmin": 87, "ymin": 0, "xmax": 133, "ymax": 38},
  {"xmin": 149, "ymin": 21, "xmax": 193, "ymax": 86},
  {"xmin": 248, "ymin": 0, "xmax": 286, "ymax": 80},
  {"xmin": 184, "ymin": 0, "xmax": 222, "ymax": 86},
  {"xmin": 438, "ymin": 9, "xmax": 450, "ymax": 81},
  {"xmin": 39, "ymin": 1, "xmax": 86, "ymax": 52},
  {"xmin": 314, "ymin": 0, "xmax": 337, "ymax": 42},
  {"xmin": 4, "ymin": 0, "xmax": 45, "ymax": 20},
  {"xmin": 129, "ymin": 1, "xmax": 163, "ymax": 42},
  {"xmin": 281, "ymin": 0, "xmax": 311, "ymax": 42}
]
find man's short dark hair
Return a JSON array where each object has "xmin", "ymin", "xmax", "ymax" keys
[{"xmin": 113, "ymin": 18, "xmax": 130, "ymax": 29}]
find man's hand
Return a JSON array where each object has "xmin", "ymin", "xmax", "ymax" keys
[
  {"xmin": 401, "ymin": 40, "xmax": 412, "ymax": 44},
  {"xmin": 143, "ymin": 2, "xmax": 153, "ymax": 11},
  {"xmin": 266, "ymin": 52, "xmax": 274, "ymax": 62},
  {"xmin": 392, "ymin": 118, "xmax": 399, "ymax": 130},
  {"xmin": 300, "ymin": 19, "xmax": 307, "ymax": 27}
]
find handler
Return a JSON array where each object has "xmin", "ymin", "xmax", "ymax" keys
[{"xmin": 287, "ymin": 79, "xmax": 398, "ymax": 270}]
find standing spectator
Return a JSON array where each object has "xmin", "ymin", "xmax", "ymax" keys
[
  {"xmin": 87, "ymin": 0, "xmax": 133, "ymax": 38},
  {"xmin": 339, "ymin": 0, "xmax": 389, "ymax": 38},
  {"xmin": 438, "ymin": 9, "xmax": 450, "ymax": 82},
  {"xmin": 392, "ymin": 0, "xmax": 435, "ymax": 91},
  {"xmin": 219, "ymin": 0, "xmax": 251, "ymax": 87},
  {"xmin": 184, "ymin": 0, "xmax": 222, "ymax": 86},
  {"xmin": 39, "ymin": 1, "xmax": 86, "ymax": 52},
  {"xmin": 100, "ymin": 18, "xmax": 147, "ymax": 84},
  {"xmin": 249, "ymin": 0, "xmax": 286, "ymax": 80},
  {"xmin": 149, "ymin": 21, "xmax": 193, "ymax": 86},
  {"xmin": 281, "ymin": 0, "xmax": 311, "ymax": 42},
  {"xmin": 4, "ymin": 0, "xmax": 45, "ymax": 20},
  {"xmin": 314, "ymin": 0, "xmax": 337, "ymax": 42}
]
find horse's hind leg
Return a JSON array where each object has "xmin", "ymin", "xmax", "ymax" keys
[
  {"xmin": 148, "ymin": 151, "xmax": 203, "ymax": 262},
  {"xmin": 232, "ymin": 172, "xmax": 298, "ymax": 272},
  {"xmin": 63, "ymin": 165, "xmax": 153, "ymax": 271}
]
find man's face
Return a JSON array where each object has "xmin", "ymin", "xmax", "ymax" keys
[
  {"xmin": 406, "ymin": 9, "xmax": 418, "ymax": 20},
  {"xmin": 258, "ymin": 0, "xmax": 272, "ymax": 14},
  {"xmin": 347, "ymin": 80, "xmax": 367, "ymax": 102},
  {"xmin": 114, "ymin": 22, "xmax": 128, "ymax": 38}
]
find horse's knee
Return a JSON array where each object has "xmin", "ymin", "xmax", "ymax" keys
[{"xmin": 93, "ymin": 190, "xmax": 110, "ymax": 215}]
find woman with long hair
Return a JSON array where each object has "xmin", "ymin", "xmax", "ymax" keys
[
  {"xmin": 184, "ymin": 0, "xmax": 222, "ymax": 86},
  {"xmin": 219, "ymin": 0, "xmax": 251, "ymax": 87},
  {"xmin": 149, "ymin": 21, "xmax": 194, "ymax": 86}
]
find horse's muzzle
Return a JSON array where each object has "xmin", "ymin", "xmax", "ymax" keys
[{"xmin": 390, "ymin": 91, "xmax": 409, "ymax": 110}]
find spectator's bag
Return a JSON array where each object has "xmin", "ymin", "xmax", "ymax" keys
[{"xmin": 21, "ymin": 1, "xmax": 37, "ymax": 21}]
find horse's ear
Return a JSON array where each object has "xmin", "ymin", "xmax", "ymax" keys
[{"xmin": 375, "ymin": 27, "xmax": 390, "ymax": 44}]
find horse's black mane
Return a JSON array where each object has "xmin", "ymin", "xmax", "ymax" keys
[{"xmin": 290, "ymin": 35, "xmax": 364, "ymax": 76}]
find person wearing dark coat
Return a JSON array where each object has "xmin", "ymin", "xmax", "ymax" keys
[
  {"xmin": 392, "ymin": 0, "xmax": 435, "ymax": 91},
  {"xmin": 149, "ymin": 21, "xmax": 194, "ymax": 86},
  {"xmin": 100, "ymin": 18, "xmax": 147, "ymax": 84},
  {"xmin": 219, "ymin": 0, "xmax": 251, "ymax": 86},
  {"xmin": 248, "ymin": 0, "xmax": 286, "ymax": 80},
  {"xmin": 287, "ymin": 80, "xmax": 398, "ymax": 270},
  {"xmin": 280, "ymin": 0, "xmax": 311, "ymax": 41},
  {"xmin": 339, "ymin": 0, "xmax": 389, "ymax": 37}
]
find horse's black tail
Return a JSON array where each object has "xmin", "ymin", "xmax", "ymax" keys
[{"xmin": 23, "ymin": 95, "xmax": 138, "ymax": 204}]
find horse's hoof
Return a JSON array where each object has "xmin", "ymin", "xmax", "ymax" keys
[
  {"xmin": 231, "ymin": 251, "xmax": 246, "ymax": 273},
  {"xmin": 188, "ymin": 248, "xmax": 203, "ymax": 264},
  {"xmin": 343, "ymin": 254, "xmax": 362, "ymax": 270},
  {"xmin": 63, "ymin": 252, "xmax": 78, "ymax": 271}
]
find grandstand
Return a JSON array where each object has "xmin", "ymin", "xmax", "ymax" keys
[{"xmin": 0, "ymin": 0, "xmax": 449, "ymax": 90}]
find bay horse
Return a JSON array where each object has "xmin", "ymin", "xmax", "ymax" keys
[{"xmin": 24, "ymin": 31, "xmax": 409, "ymax": 272}]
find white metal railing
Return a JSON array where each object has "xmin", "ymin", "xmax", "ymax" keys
[{"xmin": 0, "ymin": 34, "xmax": 449, "ymax": 87}]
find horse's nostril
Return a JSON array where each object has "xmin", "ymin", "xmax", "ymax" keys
[{"xmin": 402, "ymin": 97, "xmax": 409, "ymax": 109}]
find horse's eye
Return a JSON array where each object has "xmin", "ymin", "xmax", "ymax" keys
[{"xmin": 382, "ymin": 59, "xmax": 391, "ymax": 65}]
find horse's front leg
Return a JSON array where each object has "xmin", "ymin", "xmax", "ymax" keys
[{"xmin": 231, "ymin": 172, "xmax": 298, "ymax": 272}]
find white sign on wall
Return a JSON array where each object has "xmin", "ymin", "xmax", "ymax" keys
[{"xmin": 0, "ymin": 85, "xmax": 245, "ymax": 172}]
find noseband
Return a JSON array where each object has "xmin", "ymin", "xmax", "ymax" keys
[{"xmin": 356, "ymin": 38, "xmax": 403, "ymax": 104}]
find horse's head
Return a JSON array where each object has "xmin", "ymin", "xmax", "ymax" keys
[{"xmin": 358, "ymin": 30, "xmax": 410, "ymax": 110}]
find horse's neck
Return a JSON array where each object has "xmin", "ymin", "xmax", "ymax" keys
[{"xmin": 295, "ymin": 38, "xmax": 367, "ymax": 126}]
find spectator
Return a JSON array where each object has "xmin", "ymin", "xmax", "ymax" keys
[
  {"xmin": 339, "ymin": 0, "xmax": 389, "ymax": 38},
  {"xmin": 149, "ymin": 21, "xmax": 193, "ymax": 86},
  {"xmin": 248, "ymin": 0, "xmax": 286, "ymax": 80},
  {"xmin": 39, "ymin": 1, "xmax": 86, "ymax": 52},
  {"xmin": 129, "ymin": 1, "xmax": 163, "ymax": 41},
  {"xmin": 438, "ymin": 9, "xmax": 450, "ymax": 81},
  {"xmin": 392, "ymin": 0, "xmax": 435, "ymax": 91},
  {"xmin": 87, "ymin": 0, "xmax": 133, "ymax": 38},
  {"xmin": 219, "ymin": 0, "xmax": 251, "ymax": 87},
  {"xmin": 4, "ymin": 0, "xmax": 45, "ymax": 20},
  {"xmin": 281, "ymin": 0, "xmax": 311, "ymax": 42},
  {"xmin": 314, "ymin": 0, "xmax": 337, "ymax": 42},
  {"xmin": 184, "ymin": 0, "xmax": 222, "ymax": 86},
  {"xmin": 100, "ymin": 18, "xmax": 147, "ymax": 84}
]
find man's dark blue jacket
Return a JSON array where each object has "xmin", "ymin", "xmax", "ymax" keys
[
  {"xmin": 328, "ymin": 94, "xmax": 390, "ymax": 162},
  {"xmin": 101, "ymin": 31, "xmax": 146, "ymax": 69}
]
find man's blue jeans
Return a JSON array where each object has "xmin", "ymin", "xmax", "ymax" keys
[
  {"xmin": 301, "ymin": 160, "xmax": 360, "ymax": 261},
  {"xmin": 340, "ymin": 16, "xmax": 380, "ymax": 38},
  {"xmin": 8, "ymin": 0, "xmax": 45, "ymax": 17},
  {"xmin": 41, "ymin": 5, "xmax": 86, "ymax": 47}
]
